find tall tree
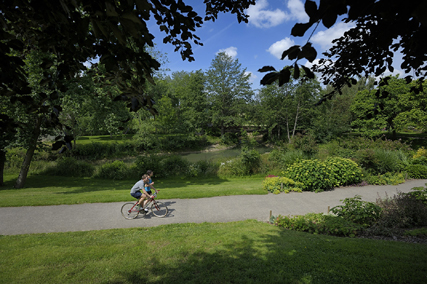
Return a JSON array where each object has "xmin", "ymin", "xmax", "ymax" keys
[
  {"xmin": 311, "ymin": 77, "xmax": 375, "ymax": 142},
  {"xmin": 1, "ymin": 0, "xmax": 256, "ymax": 187},
  {"xmin": 168, "ymin": 70, "xmax": 208, "ymax": 133},
  {"xmin": 205, "ymin": 52, "xmax": 253, "ymax": 136},
  {"xmin": 351, "ymin": 76, "xmax": 410, "ymax": 137},
  {"xmin": 258, "ymin": 0, "xmax": 427, "ymax": 100},
  {"xmin": 256, "ymin": 68, "xmax": 320, "ymax": 142}
]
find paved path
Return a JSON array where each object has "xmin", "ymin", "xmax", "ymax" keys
[{"xmin": 1, "ymin": 179, "xmax": 426, "ymax": 235}]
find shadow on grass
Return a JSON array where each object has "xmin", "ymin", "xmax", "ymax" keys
[{"xmin": 110, "ymin": 227, "xmax": 427, "ymax": 284}]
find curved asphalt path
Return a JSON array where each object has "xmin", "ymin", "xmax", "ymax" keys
[{"xmin": 1, "ymin": 179, "xmax": 426, "ymax": 235}]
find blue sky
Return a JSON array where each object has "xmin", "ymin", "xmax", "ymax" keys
[{"xmin": 148, "ymin": 0, "xmax": 404, "ymax": 90}]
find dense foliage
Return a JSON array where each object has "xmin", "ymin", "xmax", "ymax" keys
[
  {"xmin": 283, "ymin": 157, "xmax": 362, "ymax": 192},
  {"xmin": 274, "ymin": 186, "xmax": 427, "ymax": 238}
]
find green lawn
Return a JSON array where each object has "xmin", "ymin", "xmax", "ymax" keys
[
  {"xmin": 0, "ymin": 174, "xmax": 265, "ymax": 207},
  {"xmin": 1, "ymin": 220, "xmax": 426, "ymax": 283}
]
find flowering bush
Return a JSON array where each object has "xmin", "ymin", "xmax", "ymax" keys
[
  {"xmin": 283, "ymin": 157, "xmax": 362, "ymax": 192},
  {"xmin": 262, "ymin": 176, "xmax": 303, "ymax": 194},
  {"xmin": 274, "ymin": 213, "xmax": 363, "ymax": 237}
]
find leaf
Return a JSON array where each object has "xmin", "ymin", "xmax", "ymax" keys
[
  {"xmin": 260, "ymin": 72, "xmax": 279, "ymax": 85},
  {"xmin": 291, "ymin": 23, "xmax": 311, "ymax": 37},
  {"xmin": 305, "ymin": 0, "xmax": 318, "ymax": 18},
  {"xmin": 281, "ymin": 45, "xmax": 300, "ymax": 60},
  {"xmin": 322, "ymin": 12, "xmax": 337, "ymax": 29},
  {"xmin": 121, "ymin": 11, "xmax": 141, "ymax": 24},
  {"xmin": 278, "ymin": 68, "xmax": 291, "ymax": 86},
  {"xmin": 300, "ymin": 43, "xmax": 317, "ymax": 62},
  {"xmin": 258, "ymin": 66, "xmax": 277, "ymax": 73},
  {"xmin": 293, "ymin": 63, "xmax": 300, "ymax": 80},
  {"xmin": 301, "ymin": 65, "xmax": 315, "ymax": 79}
]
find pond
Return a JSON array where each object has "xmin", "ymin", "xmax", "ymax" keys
[{"xmin": 180, "ymin": 147, "xmax": 272, "ymax": 163}]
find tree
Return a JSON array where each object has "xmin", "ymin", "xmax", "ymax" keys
[
  {"xmin": 168, "ymin": 70, "xmax": 208, "ymax": 133},
  {"xmin": 394, "ymin": 80, "xmax": 427, "ymax": 133},
  {"xmin": 205, "ymin": 52, "xmax": 253, "ymax": 136},
  {"xmin": 311, "ymin": 77, "xmax": 375, "ymax": 142},
  {"xmin": 1, "ymin": 0, "xmax": 256, "ymax": 187},
  {"xmin": 256, "ymin": 68, "xmax": 320, "ymax": 142},
  {"xmin": 350, "ymin": 76, "xmax": 411, "ymax": 137},
  {"xmin": 258, "ymin": 0, "xmax": 427, "ymax": 100}
]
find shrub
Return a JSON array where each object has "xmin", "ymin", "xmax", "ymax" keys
[
  {"xmin": 406, "ymin": 164, "xmax": 427, "ymax": 179},
  {"xmin": 158, "ymin": 134, "xmax": 209, "ymax": 151},
  {"xmin": 268, "ymin": 149, "xmax": 306, "ymax": 170},
  {"xmin": 96, "ymin": 160, "xmax": 129, "ymax": 180},
  {"xmin": 373, "ymin": 149, "xmax": 407, "ymax": 174},
  {"xmin": 411, "ymin": 156, "xmax": 427, "ymax": 166},
  {"xmin": 283, "ymin": 157, "xmax": 362, "ymax": 192},
  {"xmin": 262, "ymin": 176, "xmax": 303, "ymax": 193},
  {"xmin": 274, "ymin": 213, "xmax": 363, "ymax": 237},
  {"xmin": 159, "ymin": 155, "xmax": 189, "ymax": 177},
  {"xmin": 241, "ymin": 147, "xmax": 261, "ymax": 175},
  {"xmin": 375, "ymin": 191, "xmax": 427, "ymax": 229},
  {"xmin": 413, "ymin": 147, "xmax": 427, "ymax": 159},
  {"xmin": 217, "ymin": 158, "xmax": 246, "ymax": 177},
  {"xmin": 330, "ymin": 195, "xmax": 382, "ymax": 227},
  {"xmin": 134, "ymin": 154, "xmax": 164, "ymax": 177},
  {"xmin": 71, "ymin": 142, "xmax": 138, "ymax": 160},
  {"xmin": 220, "ymin": 132, "xmax": 239, "ymax": 145},
  {"xmin": 42, "ymin": 157, "xmax": 95, "ymax": 177},
  {"xmin": 363, "ymin": 172, "xmax": 406, "ymax": 185},
  {"xmin": 354, "ymin": 148, "xmax": 407, "ymax": 174}
]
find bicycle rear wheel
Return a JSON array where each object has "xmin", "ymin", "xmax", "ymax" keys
[
  {"xmin": 121, "ymin": 202, "xmax": 139, "ymax": 219},
  {"xmin": 151, "ymin": 201, "xmax": 168, "ymax": 217}
]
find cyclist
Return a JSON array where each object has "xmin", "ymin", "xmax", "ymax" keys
[
  {"xmin": 130, "ymin": 174, "xmax": 153, "ymax": 212},
  {"xmin": 143, "ymin": 170, "xmax": 156, "ymax": 209}
]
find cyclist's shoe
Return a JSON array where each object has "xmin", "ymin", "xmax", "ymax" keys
[{"xmin": 144, "ymin": 208, "xmax": 149, "ymax": 213}]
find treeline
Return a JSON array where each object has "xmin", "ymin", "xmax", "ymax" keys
[{"xmin": 60, "ymin": 54, "xmax": 427, "ymax": 147}]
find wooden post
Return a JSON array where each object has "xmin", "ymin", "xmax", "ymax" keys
[
  {"xmin": 270, "ymin": 210, "xmax": 272, "ymax": 219},
  {"xmin": 281, "ymin": 183, "xmax": 283, "ymax": 191},
  {"xmin": 327, "ymin": 206, "xmax": 330, "ymax": 214}
]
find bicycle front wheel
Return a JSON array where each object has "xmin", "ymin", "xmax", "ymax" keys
[
  {"xmin": 151, "ymin": 201, "xmax": 168, "ymax": 218},
  {"xmin": 121, "ymin": 202, "xmax": 139, "ymax": 219}
]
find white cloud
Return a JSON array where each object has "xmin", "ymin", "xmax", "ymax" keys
[
  {"xmin": 217, "ymin": 46, "xmax": 238, "ymax": 58},
  {"xmin": 267, "ymin": 37, "xmax": 295, "ymax": 59},
  {"xmin": 311, "ymin": 22, "xmax": 355, "ymax": 50},
  {"xmin": 245, "ymin": 71, "xmax": 258, "ymax": 83},
  {"xmin": 247, "ymin": 0, "xmax": 289, "ymax": 28},
  {"xmin": 287, "ymin": 0, "xmax": 309, "ymax": 22}
]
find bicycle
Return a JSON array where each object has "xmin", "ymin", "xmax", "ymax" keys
[{"xmin": 121, "ymin": 189, "xmax": 168, "ymax": 219}]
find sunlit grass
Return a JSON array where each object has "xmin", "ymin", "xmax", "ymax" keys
[
  {"xmin": 0, "ymin": 174, "xmax": 265, "ymax": 207},
  {"xmin": 1, "ymin": 220, "xmax": 426, "ymax": 283}
]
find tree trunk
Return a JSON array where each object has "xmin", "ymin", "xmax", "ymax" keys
[
  {"xmin": 286, "ymin": 113, "xmax": 291, "ymax": 143},
  {"xmin": 292, "ymin": 101, "xmax": 301, "ymax": 138},
  {"xmin": 0, "ymin": 150, "xmax": 6, "ymax": 186},
  {"xmin": 14, "ymin": 117, "xmax": 42, "ymax": 189}
]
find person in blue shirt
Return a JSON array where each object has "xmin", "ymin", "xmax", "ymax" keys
[
  {"xmin": 130, "ymin": 174, "xmax": 153, "ymax": 212},
  {"xmin": 143, "ymin": 170, "xmax": 156, "ymax": 208}
]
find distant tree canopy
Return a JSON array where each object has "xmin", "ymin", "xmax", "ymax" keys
[
  {"xmin": 1, "ymin": 0, "xmax": 254, "ymax": 114},
  {"xmin": 259, "ymin": 0, "xmax": 427, "ymax": 101}
]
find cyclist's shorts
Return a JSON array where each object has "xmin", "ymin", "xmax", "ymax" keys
[
  {"xmin": 146, "ymin": 191, "xmax": 152, "ymax": 195},
  {"xmin": 131, "ymin": 191, "xmax": 142, "ymax": 199}
]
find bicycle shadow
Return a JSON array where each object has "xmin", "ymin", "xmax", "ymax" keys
[{"xmin": 134, "ymin": 201, "xmax": 176, "ymax": 219}]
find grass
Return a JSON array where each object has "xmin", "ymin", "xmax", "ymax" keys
[
  {"xmin": 1, "ymin": 220, "xmax": 426, "ymax": 283},
  {"xmin": 0, "ymin": 174, "xmax": 265, "ymax": 207}
]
